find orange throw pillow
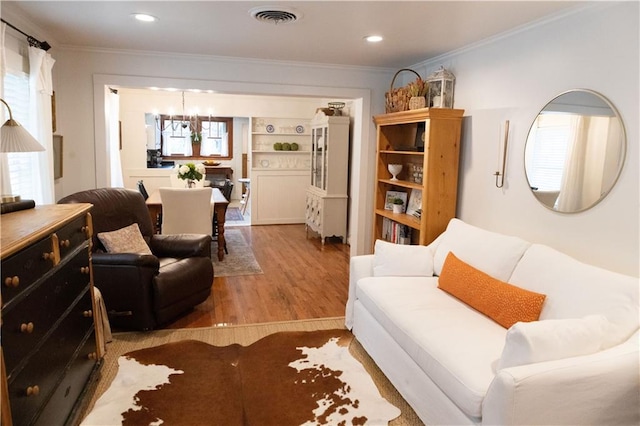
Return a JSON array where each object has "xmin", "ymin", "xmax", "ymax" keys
[{"xmin": 438, "ymin": 252, "xmax": 546, "ymax": 328}]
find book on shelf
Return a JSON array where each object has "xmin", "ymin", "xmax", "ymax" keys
[
  {"xmin": 382, "ymin": 217, "xmax": 412, "ymax": 245},
  {"xmin": 406, "ymin": 189, "xmax": 422, "ymax": 216}
]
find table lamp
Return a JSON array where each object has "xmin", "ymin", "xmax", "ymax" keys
[{"xmin": 1, "ymin": 97, "xmax": 45, "ymax": 213}]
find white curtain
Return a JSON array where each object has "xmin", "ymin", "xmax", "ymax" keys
[
  {"xmin": 0, "ymin": 23, "xmax": 11, "ymax": 196},
  {"xmin": 28, "ymin": 46, "xmax": 55, "ymax": 204},
  {"xmin": 556, "ymin": 115, "xmax": 612, "ymax": 211},
  {"xmin": 106, "ymin": 89, "xmax": 123, "ymax": 187}
]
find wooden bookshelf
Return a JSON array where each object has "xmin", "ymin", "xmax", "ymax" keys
[{"xmin": 372, "ymin": 108, "xmax": 464, "ymax": 248}]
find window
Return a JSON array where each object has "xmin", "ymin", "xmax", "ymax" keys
[
  {"xmin": 4, "ymin": 70, "xmax": 37, "ymax": 200},
  {"xmin": 160, "ymin": 115, "xmax": 232, "ymax": 159},
  {"xmin": 526, "ymin": 114, "xmax": 571, "ymax": 191}
]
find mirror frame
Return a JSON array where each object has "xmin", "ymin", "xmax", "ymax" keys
[{"xmin": 524, "ymin": 89, "xmax": 627, "ymax": 213}]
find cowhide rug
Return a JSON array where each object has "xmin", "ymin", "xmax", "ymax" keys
[{"xmin": 82, "ymin": 329, "xmax": 401, "ymax": 425}]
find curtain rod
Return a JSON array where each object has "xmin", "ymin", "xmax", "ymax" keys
[{"xmin": 1, "ymin": 18, "xmax": 51, "ymax": 51}]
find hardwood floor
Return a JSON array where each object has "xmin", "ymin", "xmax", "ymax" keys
[{"xmin": 166, "ymin": 224, "xmax": 351, "ymax": 329}]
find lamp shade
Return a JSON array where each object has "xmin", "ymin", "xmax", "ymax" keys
[
  {"xmin": 0, "ymin": 97, "xmax": 45, "ymax": 153},
  {"xmin": 1, "ymin": 118, "xmax": 45, "ymax": 152}
]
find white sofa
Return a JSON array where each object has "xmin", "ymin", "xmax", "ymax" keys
[{"xmin": 346, "ymin": 219, "xmax": 639, "ymax": 425}]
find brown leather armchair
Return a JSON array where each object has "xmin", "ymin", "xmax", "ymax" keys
[{"xmin": 58, "ymin": 188, "xmax": 213, "ymax": 331}]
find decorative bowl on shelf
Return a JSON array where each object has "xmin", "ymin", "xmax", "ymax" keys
[
  {"xmin": 273, "ymin": 142, "xmax": 283, "ymax": 151},
  {"xmin": 291, "ymin": 143, "xmax": 299, "ymax": 151},
  {"xmin": 388, "ymin": 164, "xmax": 402, "ymax": 181},
  {"xmin": 328, "ymin": 102, "xmax": 346, "ymax": 116},
  {"xmin": 282, "ymin": 142, "xmax": 291, "ymax": 151},
  {"xmin": 203, "ymin": 160, "xmax": 221, "ymax": 166}
]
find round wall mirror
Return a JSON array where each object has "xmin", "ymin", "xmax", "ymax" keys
[{"xmin": 524, "ymin": 89, "xmax": 626, "ymax": 213}]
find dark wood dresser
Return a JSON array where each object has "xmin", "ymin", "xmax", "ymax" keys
[{"xmin": 1, "ymin": 204, "xmax": 102, "ymax": 426}]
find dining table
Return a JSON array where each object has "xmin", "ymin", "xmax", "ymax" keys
[{"xmin": 146, "ymin": 187, "xmax": 229, "ymax": 261}]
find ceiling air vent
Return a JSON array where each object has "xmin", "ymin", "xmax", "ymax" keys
[{"xmin": 249, "ymin": 6, "xmax": 300, "ymax": 24}]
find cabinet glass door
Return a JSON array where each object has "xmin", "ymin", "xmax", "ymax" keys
[
  {"xmin": 312, "ymin": 127, "xmax": 326, "ymax": 190},
  {"xmin": 322, "ymin": 127, "xmax": 328, "ymax": 190}
]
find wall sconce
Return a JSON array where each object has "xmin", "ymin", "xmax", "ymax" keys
[
  {"xmin": 494, "ymin": 120, "xmax": 510, "ymax": 188},
  {"xmin": 1, "ymin": 97, "xmax": 44, "ymax": 213}
]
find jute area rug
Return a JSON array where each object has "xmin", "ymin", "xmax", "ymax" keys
[
  {"xmin": 81, "ymin": 318, "xmax": 423, "ymax": 426},
  {"xmin": 212, "ymin": 228, "xmax": 263, "ymax": 277}
]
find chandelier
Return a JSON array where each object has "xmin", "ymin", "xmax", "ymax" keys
[{"xmin": 155, "ymin": 91, "xmax": 199, "ymax": 140}]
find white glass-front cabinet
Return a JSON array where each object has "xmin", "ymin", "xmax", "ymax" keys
[{"xmin": 305, "ymin": 112, "xmax": 350, "ymax": 243}]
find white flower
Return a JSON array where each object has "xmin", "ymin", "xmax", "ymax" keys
[
  {"xmin": 195, "ymin": 163, "xmax": 206, "ymax": 174},
  {"xmin": 179, "ymin": 165, "xmax": 189, "ymax": 175}
]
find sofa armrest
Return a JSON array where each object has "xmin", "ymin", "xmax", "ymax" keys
[
  {"xmin": 345, "ymin": 254, "xmax": 374, "ymax": 330},
  {"xmin": 149, "ymin": 234, "xmax": 212, "ymax": 258},
  {"xmin": 482, "ymin": 331, "xmax": 640, "ymax": 425},
  {"xmin": 91, "ymin": 254, "xmax": 160, "ymax": 330},
  {"xmin": 92, "ymin": 252, "xmax": 159, "ymax": 268}
]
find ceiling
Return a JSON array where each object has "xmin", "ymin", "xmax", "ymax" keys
[{"xmin": 4, "ymin": 1, "xmax": 585, "ymax": 69}]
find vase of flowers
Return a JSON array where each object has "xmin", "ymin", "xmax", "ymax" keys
[{"xmin": 177, "ymin": 162, "xmax": 206, "ymax": 188}]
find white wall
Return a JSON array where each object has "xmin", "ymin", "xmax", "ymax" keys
[
  {"xmin": 5, "ymin": 2, "xmax": 638, "ymax": 275},
  {"xmin": 413, "ymin": 2, "xmax": 639, "ymax": 276}
]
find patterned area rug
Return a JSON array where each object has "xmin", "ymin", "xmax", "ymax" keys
[
  {"xmin": 225, "ymin": 206, "xmax": 244, "ymax": 222},
  {"xmin": 82, "ymin": 329, "xmax": 401, "ymax": 425},
  {"xmin": 212, "ymin": 228, "xmax": 263, "ymax": 277}
]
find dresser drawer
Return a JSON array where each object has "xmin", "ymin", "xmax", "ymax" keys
[
  {"xmin": 6, "ymin": 288, "xmax": 95, "ymax": 426},
  {"xmin": 34, "ymin": 332, "xmax": 98, "ymax": 426},
  {"xmin": 1, "ymin": 236, "xmax": 56, "ymax": 308},
  {"xmin": 55, "ymin": 215, "xmax": 90, "ymax": 260},
  {"xmin": 2, "ymin": 247, "xmax": 91, "ymax": 376}
]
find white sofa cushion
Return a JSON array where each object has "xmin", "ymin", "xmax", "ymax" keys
[
  {"xmin": 497, "ymin": 315, "xmax": 610, "ymax": 370},
  {"xmin": 373, "ymin": 239, "xmax": 434, "ymax": 277},
  {"xmin": 508, "ymin": 244, "xmax": 639, "ymax": 349},
  {"xmin": 433, "ymin": 219, "xmax": 531, "ymax": 281},
  {"xmin": 355, "ymin": 277, "xmax": 506, "ymax": 418}
]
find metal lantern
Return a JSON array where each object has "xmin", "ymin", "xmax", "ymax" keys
[{"xmin": 426, "ymin": 66, "xmax": 455, "ymax": 108}]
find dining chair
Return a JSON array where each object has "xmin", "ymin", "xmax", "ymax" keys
[
  {"xmin": 159, "ymin": 187, "xmax": 213, "ymax": 235},
  {"xmin": 137, "ymin": 180, "xmax": 150, "ymax": 200},
  {"xmin": 212, "ymin": 179, "xmax": 233, "ymax": 254}
]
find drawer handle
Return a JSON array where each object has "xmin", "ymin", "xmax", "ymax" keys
[
  {"xmin": 4, "ymin": 276, "xmax": 19, "ymax": 288},
  {"xmin": 20, "ymin": 322, "xmax": 35, "ymax": 333},
  {"xmin": 60, "ymin": 239, "xmax": 71, "ymax": 248},
  {"xmin": 88, "ymin": 352, "xmax": 98, "ymax": 360},
  {"xmin": 42, "ymin": 251, "xmax": 55, "ymax": 260},
  {"xmin": 26, "ymin": 385, "xmax": 40, "ymax": 396},
  {"xmin": 83, "ymin": 310, "xmax": 93, "ymax": 318},
  {"xmin": 81, "ymin": 225, "xmax": 90, "ymax": 236},
  {"xmin": 80, "ymin": 266, "xmax": 90, "ymax": 274}
]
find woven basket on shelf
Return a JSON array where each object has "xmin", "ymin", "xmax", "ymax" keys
[{"xmin": 385, "ymin": 68, "xmax": 423, "ymax": 113}]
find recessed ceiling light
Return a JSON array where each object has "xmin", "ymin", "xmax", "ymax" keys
[
  {"xmin": 132, "ymin": 13, "xmax": 157, "ymax": 22},
  {"xmin": 365, "ymin": 35, "xmax": 383, "ymax": 43}
]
